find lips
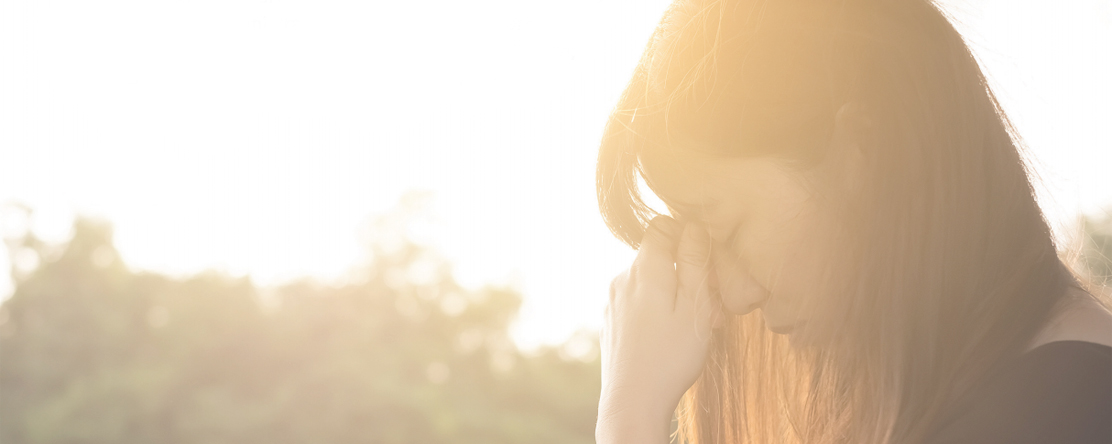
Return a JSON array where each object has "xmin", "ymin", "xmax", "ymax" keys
[
  {"xmin": 767, "ymin": 322, "xmax": 803, "ymax": 335},
  {"xmin": 767, "ymin": 324, "xmax": 793, "ymax": 334}
]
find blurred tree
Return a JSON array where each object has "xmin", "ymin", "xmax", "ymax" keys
[
  {"xmin": 1079, "ymin": 210, "xmax": 1112, "ymax": 286},
  {"xmin": 0, "ymin": 193, "xmax": 600, "ymax": 444}
]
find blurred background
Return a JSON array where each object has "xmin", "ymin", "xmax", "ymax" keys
[{"xmin": 1, "ymin": 0, "xmax": 1109, "ymax": 442}]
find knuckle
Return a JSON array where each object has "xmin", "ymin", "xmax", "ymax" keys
[
  {"xmin": 674, "ymin": 224, "xmax": 711, "ymax": 268},
  {"xmin": 626, "ymin": 265, "xmax": 641, "ymax": 286},
  {"xmin": 609, "ymin": 270, "xmax": 629, "ymax": 300},
  {"xmin": 676, "ymin": 249, "xmax": 710, "ymax": 268}
]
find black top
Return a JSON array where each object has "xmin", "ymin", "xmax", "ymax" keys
[{"xmin": 925, "ymin": 340, "xmax": 1112, "ymax": 444}]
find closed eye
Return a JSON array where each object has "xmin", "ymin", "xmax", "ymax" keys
[{"xmin": 662, "ymin": 199, "xmax": 717, "ymax": 226}]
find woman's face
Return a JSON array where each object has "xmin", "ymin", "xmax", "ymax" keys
[{"xmin": 642, "ymin": 150, "xmax": 844, "ymax": 342}]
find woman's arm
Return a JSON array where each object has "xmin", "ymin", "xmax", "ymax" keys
[
  {"xmin": 596, "ymin": 389, "xmax": 675, "ymax": 444},
  {"xmin": 597, "ymin": 216, "xmax": 722, "ymax": 444}
]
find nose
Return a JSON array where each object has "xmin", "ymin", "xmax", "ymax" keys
[
  {"xmin": 711, "ymin": 245, "xmax": 769, "ymax": 315},
  {"xmin": 720, "ymin": 273, "xmax": 769, "ymax": 315}
]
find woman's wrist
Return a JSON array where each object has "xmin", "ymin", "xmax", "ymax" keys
[{"xmin": 596, "ymin": 388, "xmax": 676, "ymax": 444}]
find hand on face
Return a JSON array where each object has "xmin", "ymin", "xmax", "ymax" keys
[
  {"xmin": 599, "ymin": 215, "xmax": 724, "ymax": 422},
  {"xmin": 709, "ymin": 241, "xmax": 770, "ymax": 316}
]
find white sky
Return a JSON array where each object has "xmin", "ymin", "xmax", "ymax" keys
[{"xmin": 1, "ymin": 0, "xmax": 1109, "ymax": 350}]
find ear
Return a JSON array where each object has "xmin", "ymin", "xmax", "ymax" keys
[{"xmin": 829, "ymin": 101, "xmax": 873, "ymax": 194}]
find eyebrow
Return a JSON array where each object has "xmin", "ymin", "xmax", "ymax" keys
[{"xmin": 642, "ymin": 171, "xmax": 718, "ymax": 224}]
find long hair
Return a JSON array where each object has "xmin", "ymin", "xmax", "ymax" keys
[{"xmin": 595, "ymin": 0, "xmax": 1086, "ymax": 443}]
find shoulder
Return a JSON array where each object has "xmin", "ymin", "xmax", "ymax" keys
[
  {"xmin": 925, "ymin": 340, "xmax": 1111, "ymax": 444},
  {"xmin": 1026, "ymin": 288, "xmax": 1112, "ymax": 351}
]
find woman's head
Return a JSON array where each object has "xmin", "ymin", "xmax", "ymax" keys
[
  {"xmin": 597, "ymin": 0, "xmax": 1074, "ymax": 442},
  {"xmin": 638, "ymin": 129, "xmax": 862, "ymax": 345},
  {"xmin": 603, "ymin": 0, "xmax": 956, "ymax": 348},
  {"xmin": 601, "ymin": 0, "xmax": 887, "ymax": 347}
]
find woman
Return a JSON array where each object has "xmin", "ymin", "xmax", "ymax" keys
[{"xmin": 594, "ymin": 0, "xmax": 1112, "ymax": 443}]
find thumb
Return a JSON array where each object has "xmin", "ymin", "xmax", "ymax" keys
[
  {"xmin": 635, "ymin": 215, "xmax": 684, "ymax": 269},
  {"xmin": 675, "ymin": 223, "xmax": 712, "ymax": 291},
  {"xmin": 642, "ymin": 215, "xmax": 684, "ymax": 251}
]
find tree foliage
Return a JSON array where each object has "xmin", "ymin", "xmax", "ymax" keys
[
  {"xmin": 1080, "ymin": 210, "xmax": 1112, "ymax": 287},
  {"xmin": 0, "ymin": 198, "xmax": 600, "ymax": 444}
]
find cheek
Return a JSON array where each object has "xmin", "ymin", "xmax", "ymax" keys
[
  {"xmin": 728, "ymin": 205, "xmax": 835, "ymax": 320},
  {"xmin": 711, "ymin": 248, "xmax": 769, "ymax": 315},
  {"xmin": 727, "ymin": 220, "xmax": 793, "ymax": 291}
]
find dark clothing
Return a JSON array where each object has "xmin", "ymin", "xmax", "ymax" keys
[{"xmin": 925, "ymin": 340, "xmax": 1111, "ymax": 444}]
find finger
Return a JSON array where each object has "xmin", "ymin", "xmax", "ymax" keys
[
  {"xmin": 609, "ymin": 270, "xmax": 628, "ymax": 305},
  {"xmin": 675, "ymin": 223, "xmax": 718, "ymax": 334},
  {"xmin": 706, "ymin": 265, "xmax": 727, "ymax": 329},
  {"xmin": 630, "ymin": 216, "xmax": 684, "ymax": 292},
  {"xmin": 637, "ymin": 215, "xmax": 684, "ymax": 262},
  {"xmin": 675, "ymin": 223, "xmax": 713, "ymax": 302},
  {"xmin": 671, "ymin": 225, "xmax": 707, "ymax": 274},
  {"xmin": 692, "ymin": 266, "xmax": 725, "ymax": 333}
]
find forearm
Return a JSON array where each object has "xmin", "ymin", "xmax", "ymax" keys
[{"xmin": 596, "ymin": 390, "xmax": 676, "ymax": 444}]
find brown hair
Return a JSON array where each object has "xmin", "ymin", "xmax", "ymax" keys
[{"xmin": 595, "ymin": 0, "xmax": 1084, "ymax": 442}]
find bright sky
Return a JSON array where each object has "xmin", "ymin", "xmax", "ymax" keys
[{"xmin": 1, "ymin": 0, "xmax": 1109, "ymax": 350}]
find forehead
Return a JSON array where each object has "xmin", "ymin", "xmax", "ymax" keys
[{"xmin": 640, "ymin": 150, "xmax": 801, "ymax": 221}]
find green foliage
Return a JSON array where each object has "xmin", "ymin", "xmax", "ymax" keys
[
  {"xmin": 0, "ymin": 202, "xmax": 600, "ymax": 444},
  {"xmin": 1080, "ymin": 210, "xmax": 1112, "ymax": 286}
]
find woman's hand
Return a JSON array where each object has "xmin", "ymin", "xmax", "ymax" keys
[{"xmin": 597, "ymin": 215, "xmax": 723, "ymax": 444}]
